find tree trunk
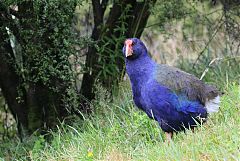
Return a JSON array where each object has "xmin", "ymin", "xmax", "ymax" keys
[{"xmin": 0, "ymin": 28, "xmax": 29, "ymax": 137}]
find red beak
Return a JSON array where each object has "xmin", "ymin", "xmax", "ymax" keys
[{"xmin": 125, "ymin": 39, "xmax": 133, "ymax": 57}]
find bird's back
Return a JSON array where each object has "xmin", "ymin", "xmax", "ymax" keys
[{"xmin": 154, "ymin": 64, "xmax": 219, "ymax": 105}]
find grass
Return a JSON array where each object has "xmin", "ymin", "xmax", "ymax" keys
[{"xmin": 0, "ymin": 82, "xmax": 239, "ymax": 161}]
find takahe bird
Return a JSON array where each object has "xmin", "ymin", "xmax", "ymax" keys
[{"xmin": 123, "ymin": 38, "xmax": 220, "ymax": 141}]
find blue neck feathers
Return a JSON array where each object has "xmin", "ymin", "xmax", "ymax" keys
[{"xmin": 126, "ymin": 53, "xmax": 156, "ymax": 87}]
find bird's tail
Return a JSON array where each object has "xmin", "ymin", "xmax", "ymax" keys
[{"xmin": 205, "ymin": 95, "xmax": 220, "ymax": 113}]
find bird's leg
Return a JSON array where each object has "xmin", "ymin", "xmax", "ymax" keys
[
  {"xmin": 165, "ymin": 132, "xmax": 173, "ymax": 143},
  {"xmin": 191, "ymin": 127, "xmax": 195, "ymax": 133}
]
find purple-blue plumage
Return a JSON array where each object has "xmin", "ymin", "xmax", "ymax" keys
[{"xmin": 123, "ymin": 38, "xmax": 219, "ymax": 137}]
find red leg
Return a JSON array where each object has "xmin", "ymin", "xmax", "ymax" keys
[
  {"xmin": 191, "ymin": 127, "xmax": 195, "ymax": 133},
  {"xmin": 165, "ymin": 132, "xmax": 173, "ymax": 143}
]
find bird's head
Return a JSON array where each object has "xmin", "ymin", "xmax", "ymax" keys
[{"xmin": 122, "ymin": 38, "xmax": 148, "ymax": 60}]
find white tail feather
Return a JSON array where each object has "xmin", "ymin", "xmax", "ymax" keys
[{"xmin": 205, "ymin": 95, "xmax": 220, "ymax": 113}]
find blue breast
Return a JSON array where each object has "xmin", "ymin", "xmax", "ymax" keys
[{"xmin": 136, "ymin": 79, "xmax": 207, "ymax": 132}]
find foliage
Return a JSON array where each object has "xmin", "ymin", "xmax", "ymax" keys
[
  {"xmin": 96, "ymin": 4, "xmax": 132, "ymax": 88},
  {"xmin": 0, "ymin": 0, "xmax": 89, "ymax": 135},
  {"xmin": 0, "ymin": 83, "xmax": 239, "ymax": 160},
  {"xmin": 4, "ymin": 1, "xmax": 78, "ymax": 86}
]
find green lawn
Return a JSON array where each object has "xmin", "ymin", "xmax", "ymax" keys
[{"xmin": 1, "ymin": 83, "xmax": 240, "ymax": 161}]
